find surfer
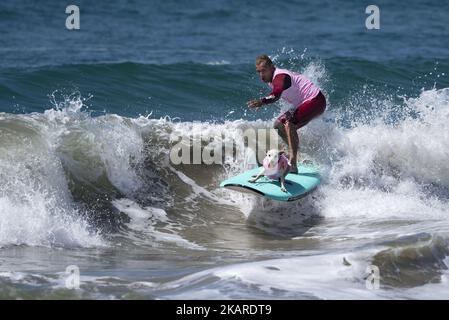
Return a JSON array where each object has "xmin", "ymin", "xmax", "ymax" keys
[{"xmin": 247, "ymin": 55, "xmax": 326, "ymax": 173}]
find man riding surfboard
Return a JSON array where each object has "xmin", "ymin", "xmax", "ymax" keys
[{"xmin": 247, "ymin": 55, "xmax": 326, "ymax": 173}]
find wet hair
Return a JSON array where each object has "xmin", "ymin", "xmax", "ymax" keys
[{"xmin": 256, "ymin": 55, "xmax": 274, "ymax": 67}]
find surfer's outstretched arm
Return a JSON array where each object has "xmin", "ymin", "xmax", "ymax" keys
[{"xmin": 247, "ymin": 74, "xmax": 291, "ymax": 109}]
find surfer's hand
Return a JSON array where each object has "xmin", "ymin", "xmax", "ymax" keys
[{"xmin": 247, "ymin": 99, "xmax": 263, "ymax": 109}]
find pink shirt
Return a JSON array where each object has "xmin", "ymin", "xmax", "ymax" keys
[{"xmin": 268, "ymin": 67, "xmax": 320, "ymax": 107}]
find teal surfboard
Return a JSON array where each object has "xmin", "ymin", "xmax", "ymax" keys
[{"xmin": 220, "ymin": 164, "xmax": 321, "ymax": 202}]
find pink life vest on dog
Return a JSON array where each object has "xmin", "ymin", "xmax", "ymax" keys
[
  {"xmin": 268, "ymin": 68, "xmax": 320, "ymax": 107},
  {"xmin": 263, "ymin": 152, "xmax": 290, "ymax": 180}
]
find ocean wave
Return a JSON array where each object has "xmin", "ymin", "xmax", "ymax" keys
[{"xmin": 1, "ymin": 61, "xmax": 449, "ymax": 250}]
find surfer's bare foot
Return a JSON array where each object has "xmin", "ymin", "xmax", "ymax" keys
[{"xmin": 287, "ymin": 153, "xmax": 298, "ymax": 174}]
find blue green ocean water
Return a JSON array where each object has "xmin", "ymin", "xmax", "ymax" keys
[{"xmin": 1, "ymin": 0, "xmax": 449, "ymax": 299}]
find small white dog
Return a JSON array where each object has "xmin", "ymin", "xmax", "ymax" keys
[{"xmin": 248, "ymin": 149, "xmax": 291, "ymax": 192}]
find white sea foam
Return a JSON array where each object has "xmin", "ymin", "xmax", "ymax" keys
[{"xmin": 112, "ymin": 198, "xmax": 203, "ymax": 250}]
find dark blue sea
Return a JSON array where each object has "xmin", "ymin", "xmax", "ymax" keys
[{"xmin": 1, "ymin": 0, "xmax": 449, "ymax": 299}]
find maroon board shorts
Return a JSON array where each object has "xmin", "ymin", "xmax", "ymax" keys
[{"xmin": 275, "ymin": 91, "xmax": 326, "ymax": 128}]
